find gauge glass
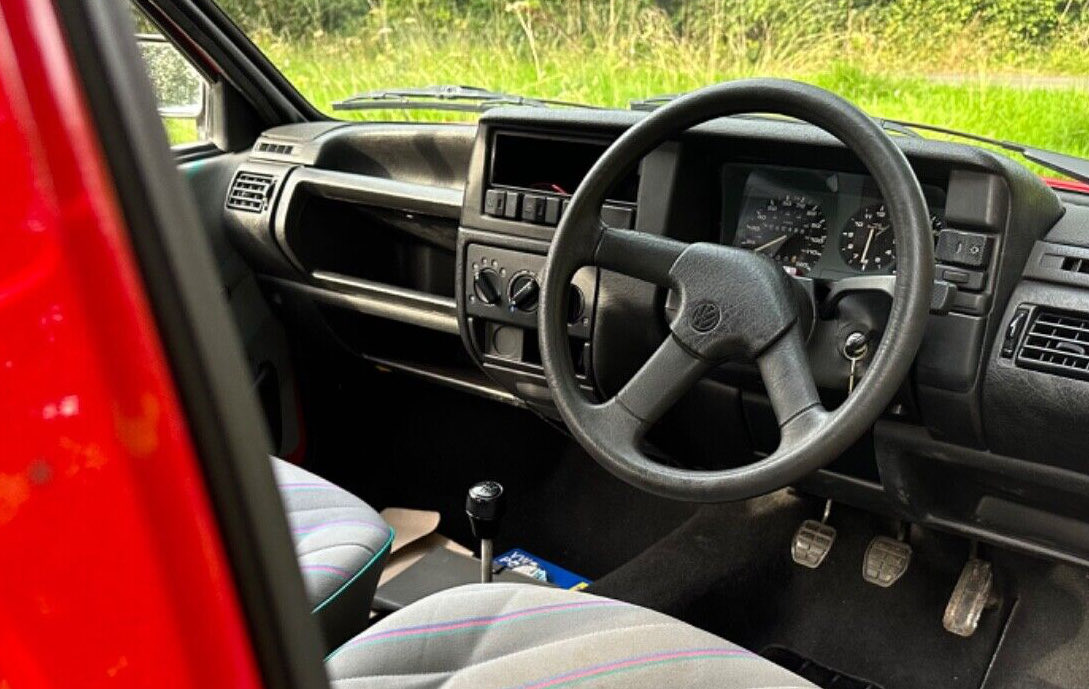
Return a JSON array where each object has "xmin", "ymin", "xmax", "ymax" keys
[
  {"xmin": 840, "ymin": 203, "xmax": 895, "ymax": 272},
  {"xmin": 736, "ymin": 195, "xmax": 827, "ymax": 276},
  {"xmin": 841, "ymin": 206, "xmax": 946, "ymax": 272}
]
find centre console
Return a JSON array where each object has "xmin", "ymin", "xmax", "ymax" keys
[{"xmin": 457, "ymin": 126, "xmax": 643, "ymax": 409}]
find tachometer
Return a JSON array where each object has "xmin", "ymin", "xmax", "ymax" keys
[
  {"xmin": 736, "ymin": 195, "xmax": 827, "ymax": 276},
  {"xmin": 840, "ymin": 204, "xmax": 946, "ymax": 272},
  {"xmin": 840, "ymin": 203, "xmax": 894, "ymax": 272}
]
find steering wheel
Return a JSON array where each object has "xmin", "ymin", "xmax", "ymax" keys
[{"xmin": 539, "ymin": 79, "xmax": 934, "ymax": 503}]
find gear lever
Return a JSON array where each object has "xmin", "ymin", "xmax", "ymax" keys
[{"xmin": 466, "ymin": 481, "xmax": 506, "ymax": 583}]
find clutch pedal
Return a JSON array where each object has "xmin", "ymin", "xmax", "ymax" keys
[
  {"xmin": 863, "ymin": 526, "xmax": 912, "ymax": 587},
  {"xmin": 792, "ymin": 500, "xmax": 836, "ymax": 569},
  {"xmin": 943, "ymin": 555, "xmax": 993, "ymax": 637}
]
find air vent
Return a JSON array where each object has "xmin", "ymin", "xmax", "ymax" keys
[
  {"xmin": 255, "ymin": 141, "xmax": 294, "ymax": 156},
  {"xmin": 1016, "ymin": 309, "xmax": 1089, "ymax": 381},
  {"xmin": 226, "ymin": 172, "xmax": 275, "ymax": 213},
  {"xmin": 1060, "ymin": 256, "xmax": 1089, "ymax": 276}
]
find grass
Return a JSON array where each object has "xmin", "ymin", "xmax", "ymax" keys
[{"xmin": 164, "ymin": 0, "xmax": 1089, "ymax": 173}]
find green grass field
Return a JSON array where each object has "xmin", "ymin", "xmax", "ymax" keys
[{"xmin": 164, "ymin": 0, "xmax": 1089, "ymax": 172}]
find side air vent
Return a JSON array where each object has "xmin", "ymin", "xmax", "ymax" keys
[
  {"xmin": 226, "ymin": 172, "xmax": 275, "ymax": 213},
  {"xmin": 255, "ymin": 141, "xmax": 295, "ymax": 156},
  {"xmin": 1016, "ymin": 309, "xmax": 1089, "ymax": 381},
  {"xmin": 1060, "ymin": 256, "xmax": 1089, "ymax": 276}
]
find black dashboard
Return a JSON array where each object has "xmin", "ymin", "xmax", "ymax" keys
[{"xmin": 220, "ymin": 108, "xmax": 1089, "ymax": 570}]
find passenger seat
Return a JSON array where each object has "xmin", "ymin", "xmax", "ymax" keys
[{"xmin": 271, "ymin": 458, "xmax": 392, "ymax": 648}]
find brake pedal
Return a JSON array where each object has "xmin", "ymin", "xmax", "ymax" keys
[
  {"xmin": 792, "ymin": 500, "xmax": 836, "ymax": 569},
  {"xmin": 863, "ymin": 534, "xmax": 912, "ymax": 587},
  {"xmin": 943, "ymin": 557, "xmax": 993, "ymax": 637}
]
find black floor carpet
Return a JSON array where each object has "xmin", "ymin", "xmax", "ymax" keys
[
  {"xmin": 302, "ymin": 368, "xmax": 697, "ymax": 579},
  {"xmin": 978, "ymin": 556, "xmax": 1089, "ymax": 689},
  {"xmin": 595, "ymin": 500, "xmax": 1013, "ymax": 689}
]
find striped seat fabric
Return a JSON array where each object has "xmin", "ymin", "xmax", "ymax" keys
[
  {"xmin": 272, "ymin": 458, "xmax": 393, "ymax": 648},
  {"xmin": 325, "ymin": 582, "xmax": 814, "ymax": 688}
]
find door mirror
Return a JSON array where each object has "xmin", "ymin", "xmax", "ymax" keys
[{"xmin": 137, "ymin": 33, "xmax": 206, "ymax": 141}]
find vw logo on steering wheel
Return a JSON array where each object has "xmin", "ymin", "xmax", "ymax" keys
[{"xmin": 689, "ymin": 301, "xmax": 721, "ymax": 332}]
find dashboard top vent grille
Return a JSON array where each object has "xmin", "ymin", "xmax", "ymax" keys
[
  {"xmin": 226, "ymin": 172, "xmax": 275, "ymax": 213},
  {"xmin": 1016, "ymin": 309, "xmax": 1089, "ymax": 381},
  {"xmin": 255, "ymin": 141, "xmax": 294, "ymax": 156}
]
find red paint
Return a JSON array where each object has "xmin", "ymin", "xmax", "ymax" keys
[
  {"xmin": 0, "ymin": 3, "xmax": 263, "ymax": 689},
  {"xmin": 1043, "ymin": 177, "xmax": 1089, "ymax": 195}
]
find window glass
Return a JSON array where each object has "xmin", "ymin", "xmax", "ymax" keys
[
  {"xmin": 131, "ymin": 4, "xmax": 208, "ymax": 146},
  {"xmin": 211, "ymin": 0, "xmax": 1089, "ymax": 168}
]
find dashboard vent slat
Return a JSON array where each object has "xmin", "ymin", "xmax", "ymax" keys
[
  {"xmin": 255, "ymin": 141, "xmax": 295, "ymax": 156},
  {"xmin": 226, "ymin": 172, "xmax": 275, "ymax": 213},
  {"xmin": 1016, "ymin": 309, "xmax": 1089, "ymax": 381}
]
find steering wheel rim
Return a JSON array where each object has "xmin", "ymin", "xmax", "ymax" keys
[{"xmin": 539, "ymin": 78, "xmax": 934, "ymax": 503}]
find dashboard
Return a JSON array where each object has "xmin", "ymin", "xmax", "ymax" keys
[
  {"xmin": 723, "ymin": 164, "xmax": 948, "ymax": 279},
  {"xmin": 222, "ymin": 108, "xmax": 1089, "ymax": 570}
]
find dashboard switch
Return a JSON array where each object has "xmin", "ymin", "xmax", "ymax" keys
[
  {"xmin": 936, "ymin": 229, "xmax": 993, "ymax": 268},
  {"xmin": 939, "ymin": 266, "xmax": 985, "ymax": 291},
  {"xmin": 544, "ymin": 197, "xmax": 562, "ymax": 225},
  {"xmin": 522, "ymin": 194, "xmax": 547, "ymax": 224},
  {"xmin": 503, "ymin": 191, "xmax": 521, "ymax": 220},
  {"xmin": 484, "ymin": 189, "xmax": 505, "ymax": 217}
]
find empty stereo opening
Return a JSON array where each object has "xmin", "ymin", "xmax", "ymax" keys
[{"xmin": 490, "ymin": 131, "xmax": 639, "ymax": 202}]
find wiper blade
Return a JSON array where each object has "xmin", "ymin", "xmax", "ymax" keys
[
  {"xmin": 877, "ymin": 118, "xmax": 1089, "ymax": 186},
  {"xmin": 629, "ymin": 94, "xmax": 684, "ymax": 112},
  {"xmin": 333, "ymin": 84, "xmax": 601, "ymax": 113}
]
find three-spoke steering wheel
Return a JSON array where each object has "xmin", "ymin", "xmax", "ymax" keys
[{"xmin": 539, "ymin": 79, "xmax": 934, "ymax": 502}]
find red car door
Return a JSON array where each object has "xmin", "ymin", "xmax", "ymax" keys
[{"xmin": 0, "ymin": 2, "xmax": 313, "ymax": 688}]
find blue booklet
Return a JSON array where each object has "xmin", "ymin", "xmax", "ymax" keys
[{"xmin": 494, "ymin": 548, "xmax": 591, "ymax": 590}]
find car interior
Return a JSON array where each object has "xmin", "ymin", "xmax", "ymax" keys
[{"xmin": 67, "ymin": 1, "xmax": 1089, "ymax": 688}]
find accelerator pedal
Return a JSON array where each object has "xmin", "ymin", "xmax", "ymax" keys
[
  {"xmin": 943, "ymin": 555, "xmax": 993, "ymax": 637},
  {"xmin": 863, "ymin": 526, "xmax": 912, "ymax": 587},
  {"xmin": 792, "ymin": 500, "xmax": 837, "ymax": 569}
]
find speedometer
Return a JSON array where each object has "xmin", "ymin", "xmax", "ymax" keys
[{"xmin": 735, "ymin": 195, "xmax": 827, "ymax": 276}]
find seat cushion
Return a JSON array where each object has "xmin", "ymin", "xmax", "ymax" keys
[
  {"xmin": 272, "ymin": 458, "xmax": 392, "ymax": 647},
  {"xmin": 325, "ymin": 582, "xmax": 814, "ymax": 688}
]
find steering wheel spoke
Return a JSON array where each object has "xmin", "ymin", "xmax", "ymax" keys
[
  {"xmin": 612, "ymin": 334, "xmax": 710, "ymax": 426},
  {"xmin": 756, "ymin": 325, "xmax": 828, "ymax": 450},
  {"xmin": 593, "ymin": 227, "xmax": 688, "ymax": 287}
]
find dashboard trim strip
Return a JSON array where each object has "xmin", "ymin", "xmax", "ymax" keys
[
  {"xmin": 267, "ymin": 273, "xmax": 459, "ymax": 335},
  {"xmin": 362, "ymin": 355, "xmax": 525, "ymax": 408},
  {"xmin": 284, "ymin": 167, "xmax": 464, "ymax": 219}
]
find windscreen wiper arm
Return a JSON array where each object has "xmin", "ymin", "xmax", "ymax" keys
[
  {"xmin": 630, "ymin": 94, "xmax": 922, "ymax": 136},
  {"xmin": 333, "ymin": 84, "xmax": 602, "ymax": 113},
  {"xmin": 875, "ymin": 117, "xmax": 1089, "ymax": 186}
]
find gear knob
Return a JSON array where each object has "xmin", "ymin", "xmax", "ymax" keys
[
  {"xmin": 466, "ymin": 480, "xmax": 505, "ymax": 540},
  {"xmin": 466, "ymin": 481, "xmax": 505, "ymax": 583}
]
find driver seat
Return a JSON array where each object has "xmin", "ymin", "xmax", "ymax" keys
[{"xmin": 325, "ymin": 582, "xmax": 815, "ymax": 688}]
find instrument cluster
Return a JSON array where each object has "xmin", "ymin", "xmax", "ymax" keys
[{"xmin": 723, "ymin": 164, "xmax": 947, "ymax": 278}]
